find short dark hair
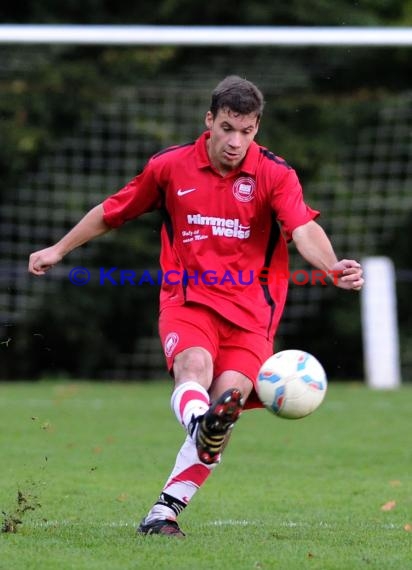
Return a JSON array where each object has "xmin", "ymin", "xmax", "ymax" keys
[{"xmin": 210, "ymin": 75, "xmax": 265, "ymax": 119}]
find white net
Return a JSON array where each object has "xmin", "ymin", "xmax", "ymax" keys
[{"xmin": 1, "ymin": 40, "xmax": 411, "ymax": 378}]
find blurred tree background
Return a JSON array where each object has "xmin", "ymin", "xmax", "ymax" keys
[{"xmin": 1, "ymin": 1, "xmax": 411, "ymax": 381}]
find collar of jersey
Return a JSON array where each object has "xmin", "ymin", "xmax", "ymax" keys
[{"xmin": 195, "ymin": 131, "xmax": 259, "ymax": 176}]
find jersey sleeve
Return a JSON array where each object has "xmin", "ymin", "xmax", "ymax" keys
[
  {"xmin": 102, "ymin": 159, "xmax": 162, "ymax": 228},
  {"xmin": 270, "ymin": 167, "xmax": 319, "ymax": 241}
]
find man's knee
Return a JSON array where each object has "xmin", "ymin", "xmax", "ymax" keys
[
  {"xmin": 173, "ymin": 347, "xmax": 213, "ymax": 387},
  {"xmin": 210, "ymin": 370, "xmax": 254, "ymax": 401}
]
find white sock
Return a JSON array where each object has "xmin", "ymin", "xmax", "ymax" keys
[
  {"xmin": 144, "ymin": 434, "xmax": 217, "ymax": 524},
  {"xmin": 171, "ymin": 381, "xmax": 210, "ymax": 432}
]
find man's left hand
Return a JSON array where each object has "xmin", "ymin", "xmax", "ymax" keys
[{"xmin": 329, "ymin": 259, "xmax": 364, "ymax": 291}]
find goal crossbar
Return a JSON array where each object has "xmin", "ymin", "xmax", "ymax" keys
[{"xmin": 1, "ymin": 25, "xmax": 412, "ymax": 46}]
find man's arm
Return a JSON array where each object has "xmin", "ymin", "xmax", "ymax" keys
[
  {"xmin": 292, "ymin": 220, "xmax": 364, "ymax": 291},
  {"xmin": 28, "ymin": 203, "xmax": 111, "ymax": 275}
]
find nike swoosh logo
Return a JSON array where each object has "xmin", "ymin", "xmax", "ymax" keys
[{"xmin": 177, "ymin": 188, "xmax": 196, "ymax": 196}]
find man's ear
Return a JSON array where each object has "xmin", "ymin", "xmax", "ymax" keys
[{"xmin": 205, "ymin": 111, "xmax": 213, "ymax": 129}]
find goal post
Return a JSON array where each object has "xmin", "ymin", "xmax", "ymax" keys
[
  {"xmin": 0, "ymin": 25, "xmax": 412, "ymax": 46},
  {"xmin": 361, "ymin": 257, "xmax": 401, "ymax": 389}
]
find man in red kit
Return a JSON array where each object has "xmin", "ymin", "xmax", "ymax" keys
[{"xmin": 28, "ymin": 76, "xmax": 364, "ymax": 537}]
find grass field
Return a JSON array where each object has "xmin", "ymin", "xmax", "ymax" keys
[{"xmin": 0, "ymin": 381, "xmax": 411, "ymax": 570}]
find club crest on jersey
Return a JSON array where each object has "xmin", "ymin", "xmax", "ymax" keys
[
  {"xmin": 232, "ymin": 177, "xmax": 256, "ymax": 203},
  {"xmin": 164, "ymin": 332, "xmax": 179, "ymax": 357}
]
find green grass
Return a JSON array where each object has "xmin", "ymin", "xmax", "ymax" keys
[{"xmin": 0, "ymin": 381, "xmax": 411, "ymax": 570}]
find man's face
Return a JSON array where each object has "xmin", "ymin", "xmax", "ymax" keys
[{"xmin": 205, "ymin": 107, "xmax": 259, "ymax": 175}]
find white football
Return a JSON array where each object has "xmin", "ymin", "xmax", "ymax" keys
[{"xmin": 257, "ymin": 350, "xmax": 327, "ymax": 419}]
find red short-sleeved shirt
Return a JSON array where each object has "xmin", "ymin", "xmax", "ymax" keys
[{"xmin": 103, "ymin": 131, "xmax": 319, "ymax": 338}]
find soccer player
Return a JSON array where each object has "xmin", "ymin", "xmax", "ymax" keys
[{"xmin": 28, "ymin": 76, "xmax": 364, "ymax": 537}]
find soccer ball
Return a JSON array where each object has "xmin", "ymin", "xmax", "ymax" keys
[{"xmin": 257, "ymin": 350, "xmax": 327, "ymax": 419}]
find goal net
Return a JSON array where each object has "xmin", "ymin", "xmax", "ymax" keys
[{"xmin": 1, "ymin": 26, "xmax": 411, "ymax": 381}]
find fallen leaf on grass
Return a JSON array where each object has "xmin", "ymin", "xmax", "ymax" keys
[
  {"xmin": 404, "ymin": 524, "xmax": 412, "ymax": 532},
  {"xmin": 53, "ymin": 384, "xmax": 80, "ymax": 405},
  {"xmin": 381, "ymin": 500, "xmax": 396, "ymax": 511}
]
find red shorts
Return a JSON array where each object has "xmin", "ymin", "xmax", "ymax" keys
[{"xmin": 159, "ymin": 303, "xmax": 273, "ymax": 409}]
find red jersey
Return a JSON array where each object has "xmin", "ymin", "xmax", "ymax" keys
[{"xmin": 102, "ymin": 131, "xmax": 319, "ymax": 338}]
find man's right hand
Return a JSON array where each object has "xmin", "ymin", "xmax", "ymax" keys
[{"xmin": 28, "ymin": 246, "xmax": 63, "ymax": 276}]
